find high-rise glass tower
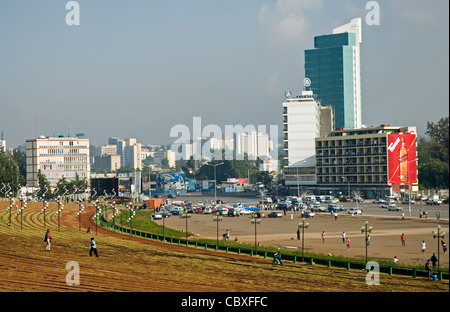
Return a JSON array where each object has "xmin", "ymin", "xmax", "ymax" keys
[{"xmin": 305, "ymin": 18, "xmax": 362, "ymax": 130}]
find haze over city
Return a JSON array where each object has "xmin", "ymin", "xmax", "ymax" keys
[{"xmin": 0, "ymin": 0, "xmax": 448, "ymax": 149}]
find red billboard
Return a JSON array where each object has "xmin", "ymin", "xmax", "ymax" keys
[{"xmin": 387, "ymin": 133, "xmax": 418, "ymax": 184}]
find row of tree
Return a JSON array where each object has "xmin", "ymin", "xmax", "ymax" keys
[{"xmin": 417, "ymin": 116, "xmax": 449, "ymax": 190}]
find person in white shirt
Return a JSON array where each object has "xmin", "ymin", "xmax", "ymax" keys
[
  {"xmin": 393, "ymin": 256, "xmax": 399, "ymax": 264},
  {"xmin": 421, "ymin": 240, "xmax": 426, "ymax": 254}
]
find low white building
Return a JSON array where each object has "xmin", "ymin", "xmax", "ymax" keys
[{"xmin": 26, "ymin": 136, "xmax": 90, "ymax": 187}]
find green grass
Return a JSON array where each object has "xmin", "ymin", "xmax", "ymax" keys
[{"xmin": 109, "ymin": 210, "xmax": 195, "ymax": 238}]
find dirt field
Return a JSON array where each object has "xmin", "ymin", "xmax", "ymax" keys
[
  {"xmin": 161, "ymin": 210, "xmax": 449, "ymax": 267},
  {"xmin": 0, "ymin": 201, "xmax": 448, "ymax": 295}
]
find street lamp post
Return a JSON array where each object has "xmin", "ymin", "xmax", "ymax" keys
[
  {"xmin": 94, "ymin": 199, "xmax": 99, "ymax": 235},
  {"xmin": 298, "ymin": 218, "xmax": 309, "ymax": 262},
  {"xmin": 361, "ymin": 221, "xmax": 373, "ymax": 265},
  {"xmin": 6, "ymin": 192, "xmax": 14, "ymax": 226},
  {"xmin": 432, "ymin": 225, "xmax": 446, "ymax": 274},
  {"xmin": 19, "ymin": 197, "xmax": 26, "ymax": 230},
  {"xmin": 182, "ymin": 212, "xmax": 192, "ymax": 241},
  {"xmin": 213, "ymin": 213, "xmax": 223, "ymax": 246},
  {"xmin": 75, "ymin": 199, "xmax": 85, "ymax": 231},
  {"xmin": 205, "ymin": 162, "xmax": 223, "ymax": 205},
  {"xmin": 40, "ymin": 200, "xmax": 48, "ymax": 228},
  {"xmin": 251, "ymin": 217, "xmax": 261, "ymax": 254},
  {"xmin": 126, "ymin": 203, "xmax": 135, "ymax": 238},
  {"xmin": 55, "ymin": 196, "xmax": 63, "ymax": 232}
]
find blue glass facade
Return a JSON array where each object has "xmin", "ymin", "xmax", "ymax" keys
[{"xmin": 305, "ymin": 32, "xmax": 357, "ymax": 130}]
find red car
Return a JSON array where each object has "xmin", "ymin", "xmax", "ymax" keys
[{"xmin": 339, "ymin": 197, "xmax": 351, "ymax": 202}]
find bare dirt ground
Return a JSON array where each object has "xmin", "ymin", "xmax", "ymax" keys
[
  {"xmin": 161, "ymin": 211, "xmax": 449, "ymax": 266},
  {"xmin": 0, "ymin": 201, "xmax": 448, "ymax": 295}
]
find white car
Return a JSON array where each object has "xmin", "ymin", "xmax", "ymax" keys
[
  {"xmin": 373, "ymin": 198, "xmax": 385, "ymax": 204},
  {"xmin": 237, "ymin": 208, "xmax": 252, "ymax": 215},
  {"xmin": 217, "ymin": 208, "xmax": 229, "ymax": 215},
  {"xmin": 151, "ymin": 213, "xmax": 162, "ymax": 220},
  {"xmin": 301, "ymin": 210, "xmax": 315, "ymax": 218},
  {"xmin": 388, "ymin": 205, "xmax": 402, "ymax": 211},
  {"xmin": 310, "ymin": 205, "xmax": 326, "ymax": 212},
  {"xmin": 347, "ymin": 208, "xmax": 362, "ymax": 215}
]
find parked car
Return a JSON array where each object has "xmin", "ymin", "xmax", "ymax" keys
[
  {"xmin": 237, "ymin": 208, "xmax": 252, "ymax": 215},
  {"xmin": 301, "ymin": 210, "xmax": 315, "ymax": 218},
  {"xmin": 352, "ymin": 198, "xmax": 364, "ymax": 202},
  {"xmin": 328, "ymin": 204, "xmax": 345, "ymax": 212},
  {"xmin": 373, "ymin": 198, "xmax": 385, "ymax": 204},
  {"xmin": 339, "ymin": 197, "xmax": 351, "ymax": 202},
  {"xmin": 256, "ymin": 211, "xmax": 265, "ymax": 218},
  {"xmin": 151, "ymin": 212, "xmax": 162, "ymax": 220},
  {"xmin": 402, "ymin": 199, "xmax": 415, "ymax": 204},
  {"xmin": 217, "ymin": 208, "xmax": 229, "ymax": 215},
  {"xmin": 203, "ymin": 207, "xmax": 212, "ymax": 214},
  {"xmin": 268, "ymin": 211, "xmax": 283, "ymax": 218},
  {"xmin": 347, "ymin": 208, "xmax": 362, "ymax": 215},
  {"xmin": 388, "ymin": 205, "xmax": 402, "ymax": 211},
  {"xmin": 171, "ymin": 209, "xmax": 184, "ymax": 215},
  {"xmin": 227, "ymin": 208, "xmax": 240, "ymax": 217},
  {"xmin": 310, "ymin": 204, "xmax": 326, "ymax": 212},
  {"xmin": 161, "ymin": 211, "xmax": 171, "ymax": 218}
]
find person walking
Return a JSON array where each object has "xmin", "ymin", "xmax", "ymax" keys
[
  {"xmin": 297, "ymin": 228, "xmax": 300, "ymax": 240},
  {"xmin": 334, "ymin": 212, "xmax": 338, "ymax": 220},
  {"xmin": 342, "ymin": 231, "xmax": 346, "ymax": 244},
  {"xmin": 421, "ymin": 240, "xmax": 426, "ymax": 254},
  {"xmin": 321, "ymin": 231, "xmax": 326, "ymax": 243},
  {"xmin": 401, "ymin": 233, "xmax": 406, "ymax": 247},
  {"xmin": 401, "ymin": 211, "xmax": 405, "ymax": 221},
  {"xmin": 43, "ymin": 229, "xmax": 52, "ymax": 251},
  {"xmin": 430, "ymin": 253, "xmax": 438, "ymax": 268},
  {"xmin": 425, "ymin": 259, "xmax": 433, "ymax": 279},
  {"xmin": 442, "ymin": 240, "xmax": 448, "ymax": 254},
  {"xmin": 346, "ymin": 237, "xmax": 351, "ymax": 250},
  {"xmin": 89, "ymin": 237, "xmax": 98, "ymax": 257}
]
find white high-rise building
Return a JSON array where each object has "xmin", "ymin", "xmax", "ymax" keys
[
  {"xmin": 283, "ymin": 90, "xmax": 320, "ymax": 188},
  {"xmin": 236, "ymin": 131, "xmax": 271, "ymax": 160},
  {"xmin": 26, "ymin": 136, "xmax": 90, "ymax": 187},
  {"xmin": 333, "ymin": 18, "xmax": 362, "ymax": 129}
]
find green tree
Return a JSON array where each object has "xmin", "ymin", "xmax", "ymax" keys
[
  {"xmin": 426, "ymin": 116, "xmax": 449, "ymax": 163},
  {"xmin": 0, "ymin": 151, "xmax": 21, "ymax": 197},
  {"xmin": 417, "ymin": 116, "xmax": 449, "ymax": 189},
  {"xmin": 37, "ymin": 170, "xmax": 52, "ymax": 199}
]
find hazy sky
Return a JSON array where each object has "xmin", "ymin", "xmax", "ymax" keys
[{"xmin": 0, "ymin": 0, "xmax": 448, "ymax": 149}]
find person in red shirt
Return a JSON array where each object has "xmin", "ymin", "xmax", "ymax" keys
[
  {"xmin": 43, "ymin": 229, "xmax": 52, "ymax": 251},
  {"xmin": 401, "ymin": 233, "xmax": 406, "ymax": 247}
]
